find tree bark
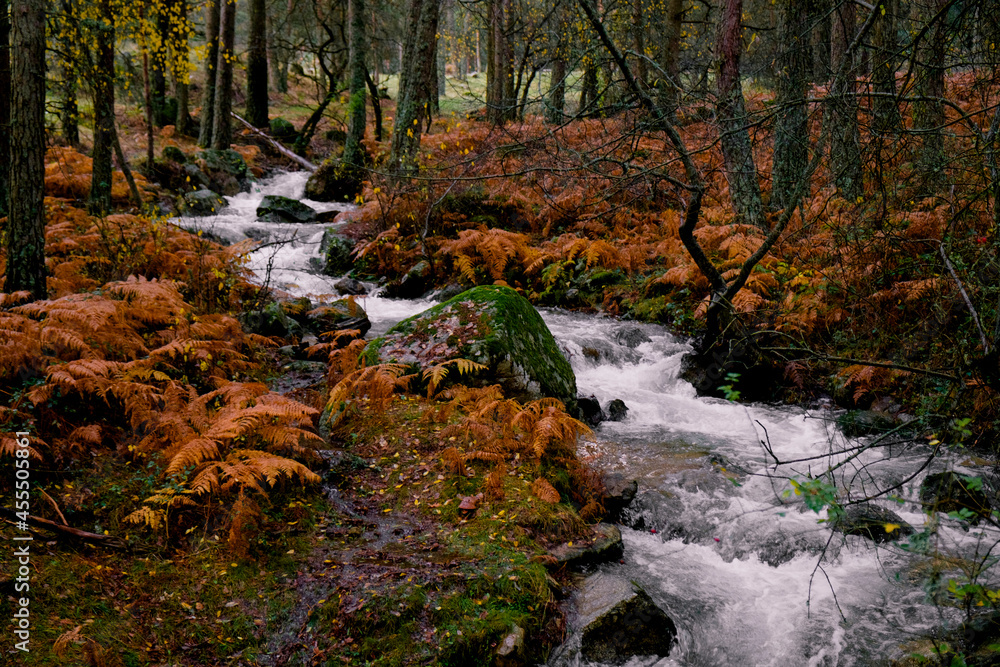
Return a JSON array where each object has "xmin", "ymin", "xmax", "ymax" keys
[
  {"xmin": 6, "ymin": 0, "xmax": 47, "ymax": 299},
  {"xmin": 342, "ymin": 0, "xmax": 367, "ymax": 166},
  {"xmin": 0, "ymin": 7, "xmax": 10, "ymax": 218},
  {"xmin": 657, "ymin": 0, "xmax": 683, "ymax": 115},
  {"xmin": 389, "ymin": 0, "xmax": 440, "ymax": 174},
  {"xmin": 151, "ymin": 8, "xmax": 169, "ymax": 126},
  {"xmin": 771, "ymin": 0, "xmax": 813, "ymax": 211},
  {"xmin": 716, "ymin": 0, "xmax": 766, "ymax": 229},
  {"xmin": 198, "ymin": 0, "xmax": 221, "ymax": 147},
  {"xmin": 61, "ymin": 62, "xmax": 80, "ymax": 146},
  {"xmin": 871, "ymin": 0, "xmax": 901, "ymax": 136},
  {"xmin": 365, "ymin": 70, "xmax": 383, "ymax": 142},
  {"xmin": 174, "ymin": 0, "xmax": 193, "ymax": 135},
  {"xmin": 915, "ymin": 0, "xmax": 948, "ymax": 190},
  {"xmin": 546, "ymin": 21, "xmax": 566, "ymax": 125},
  {"xmin": 632, "ymin": 0, "xmax": 646, "ymax": 88},
  {"xmin": 486, "ymin": 0, "xmax": 514, "ymax": 124},
  {"xmin": 88, "ymin": 2, "xmax": 115, "ymax": 215},
  {"xmin": 246, "ymin": 0, "xmax": 269, "ymax": 128},
  {"xmin": 211, "ymin": 0, "xmax": 237, "ymax": 149},
  {"xmin": 579, "ymin": 62, "xmax": 598, "ymax": 115},
  {"xmin": 828, "ymin": 0, "xmax": 862, "ymax": 200}
]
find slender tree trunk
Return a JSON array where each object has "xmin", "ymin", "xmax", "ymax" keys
[
  {"xmin": 657, "ymin": 0, "xmax": 683, "ymax": 115},
  {"xmin": 389, "ymin": 0, "xmax": 440, "ymax": 174},
  {"xmin": 211, "ymin": 0, "xmax": 237, "ymax": 149},
  {"xmin": 142, "ymin": 17, "xmax": 155, "ymax": 170},
  {"xmin": 579, "ymin": 61, "xmax": 598, "ymax": 115},
  {"xmin": 632, "ymin": 0, "xmax": 646, "ymax": 88},
  {"xmin": 915, "ymin": 0, "xmax": 948, "ymax": 190},
  {"xmin": 89, "ymin": 3, "xmax": 115, "ymax": 215},
  {"xmin": 61, "ymin": 62, "xmax": 79, "ymax": 146},
  {"xmin": 0, "ymin": 8, "xmax": 10, "ymax": 218},
  {"xmin": 771, "ymin": 0, "xmax": 812, "ymax": 211},
  {"xmin": 811, "ymin": 0, "xmax": 831, "ymax": 82},
  {"xmin": 6, "ymin": 0, "xmax": 47, "ymax": 299},
  {"xmin": 546, "ymin": 50, "xmax": 566, "ymax": 123},
  {"xmin": 150, "ymin": 8, "xmax": 171, "ymax": 126},
  {"xmin": 827, "ymin": 0, "xmax": 862, "ymax": 200},
  {"xmin": 429, "ymin": 40, "xmax": 440, "ymax": 116},
  {"xmin": 174, "ymin": 0, "xmax": 192, "ymax": 135},
  {"xmin": 365, "ymin": 69, "xmax": 383, "ymax": 141},
  {"xmin": 198, "ymin": 0, "xmax": 221, "ymax": 147},
  {"xmin": 871, "ymin": 0, "xmax": 901, "ymax": 135},
  {"xmin": 342, "ymin": 0, "xmax": 367, "ymax": 166},
  {"xmin": 716, "ymin": 0, "xmax": 766, "ymax": 229},
  {"xmin": 246, "ymin": 0, "xmax": 269, "ymax": 127}
]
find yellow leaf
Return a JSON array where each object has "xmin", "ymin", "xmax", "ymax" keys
[{"xmin": 884, "ymin": 523, "xmax": 900, "ymax": 533}]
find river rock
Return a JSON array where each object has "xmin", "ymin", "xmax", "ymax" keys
[
  {"xmin": 550, "ymin": 523, "xmax": 624, "ymax": 569},
  {"xmin": 257, "ymin": 194, "xmax": 318, "ymax": 223},
  {"xmin": 832, "ymin": 503, "xmax": 914, "ymax": 543},
  {"xmin": 183, "ymin": 162, "xmax": 213, "ymax": 190},
  {"xmin": 920, "ymin": 471, "xmax": 992, "ymax": 523},
  {"xmin": 364, "ymin": 285, "xmax": 577, "ymax": 404},
  {"xmin": 614, "ymin": 326, "xmax": 651, "ymax": 349},
  {"xmin": 577, "ymin": 573, "xmax": 677, "ymax": 664},
  {"xmin": 162, "ymin": 145, "xmax": 188, "ymax": 163},
  {"xmin": 307, "ymin": 300, "xmax": 371, "ymax": 339},
  {"xmin": 602, "ymin": 474, "xmax": 638, "ymax": 522},
  {"xmin": 196, "ymin": 148, "xmax": 250, "ymax": 196},
  {"xmin": 434, "ymin": 284, "xmax": 467, "ymax": 302},
  {"xmin": 387, "ymin": 260, "xmax": 432, "ymax": 299},
  {"xmin": 837, "ymin": 410, "xmax": 900, "ymax": 437},
  {"xmin": 180, "ymin": 189, "xmax": 227, "ymax": 216},
  {"xmin": 606, "ymin": 399, "xmax": 629, "ymax": 421},
  {"xmin": 241, "ymin": 301, "xmax": 303, "ymax": 339},
  {"xmin": 335, "ymin": 278, "xmax": 368, "ymax": 295},
  {"xmin": 321, "ymin": 230, "xmax": 356, "ymax": 275},
  {"xmin": 305, "ymin": 158, "xmax": 363, "ymax": 202},
  {"xmin": 495, "ymin": 625, "xmax": 526, "ymax": 667},
  {"xmin": 578, "ymin": 396, "xmax": 606, "ymax": 427},
  {"xmin": 269, "ymin": 117, "xmax": 298, "ymax": 143}
]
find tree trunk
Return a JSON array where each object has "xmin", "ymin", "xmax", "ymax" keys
[
  {"xmin": 0, "ymin": 8, "xmax": 10, "ymax": 218},
  {"xmin": 174, "ymin": 0, "xmax": 192, "ymax": 135},
  {"xmin": 389, "ymin": 0, "xmax": 440, "ymax": 174},
  {"xmin": 142, "ymin": 11, "xmax": 155, "ymax": 171},
  {"xmin": 915, "ymin": 0, "xmax": 948, "ymax": 190},
  {"xmin": 486, "ymin": 0, "xmax": 513, "ymax": 124},
  {"xmin": 246, "ymin": 0, "xmax": 269, "ymax": 128},
  {"xmin": 151, "ymin": 9, "xmax": 169, "ymax": 126},
  {"xmin": 429, "ymin": 40, "xmax": 440, "ymax": 116},
  {"xmin": 342, "ymin": 0, "xmax": 367, "ymax": 166},
  {"xmin": 632, "ymin": 0, "xmax": 646, "ymax": 88},
  {"xmin": 716, "ymin": 0, "xmax": 766, "ymax": 229},
  {"xmin": 657, "ymin": 0, "xmax": 683, "ymax": 115},
  {"xmin": 365, "ymin": 70, "xmax": 383, "ymax": 141},
  {"xmin": 871, "ymin": 0, "xmax": 901, "ymax": 136},
  {"xmin": 546, "ymin": 50, "xmax": 566, "ymax": 123},
  {"xmin": 810, "ymin": 0, "xmax": 830, "ymax": 81},
  {"xmin": 579, "ymin": 61, "xmax": 598, "ymax": 115},
  {"xmin": 771, "ymin": 0, "xmax": 812, "ymax": 211},
  {"xmin": 198, "ymin": 0, "xmax": 221, "ymax": 147},
  {"xmin": 827, "ymin": 0, "xmax": 862, "ymax": 200},
  {"xmin": 61, "ymin": 62, "xmax": 80, "ymax": 146},
  {"xmin": 88, "ymin": 3, "xmax": 115, "ymax": 215},
  {"xmin": 211, "ymin": 0, "xmax": 237, "ymax": 149},
  {"xmin": 6, "ymin": 0, "xmax": 47, "ymax": 299}
]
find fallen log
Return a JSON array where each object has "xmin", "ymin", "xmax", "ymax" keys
[
  {"xmin": 1, "ymin": 507, "xmax": 128, "ymax": 549},
  {"xmin": 231, "ymin": 111, "xmax": 318, "ymax": 172}
]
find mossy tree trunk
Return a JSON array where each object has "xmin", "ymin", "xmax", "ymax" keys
[
  {"xmin": 388, "ymin": 0, "xmax": 439, "ymax": 175},
  {"xmin": 6, "ymin": 0, "xmax": 47, "ymax": 299},
  {"xmin": 88, "ymin": 2, "xmax": 115, "ymax": 215},
  {"xmin": 771, "ymin": 0, "xmax": 813, "ymax": 211},
  {"xmin": 716, "ymin": 0, "xmax": 766, "ymax": 229},
  {"xmin": 342, "ymin": 0, "xmax": 368, "ymax": 167},
  {"xmin": 198, "ymin": 0, "xmax": 221, "ymax": 147},
  {"xmin": 245, "ymin": 0, "xmax": 269, "ymax": 128},
  {"xmin": 211, "ymin": 0, "xmax": 236, "ymax": 149}
]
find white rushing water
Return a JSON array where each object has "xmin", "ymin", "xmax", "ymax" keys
[{"xmin": 179, "ymin": 172, "xmax": 999, "ymax": 666}]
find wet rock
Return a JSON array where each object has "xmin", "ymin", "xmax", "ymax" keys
[
  {"xmin": 182, "ymin": 163, "xmax": 212, "ymax": 190},
  {"xmin": 179, "ymin": 189, "xmax": 227, "ymax": 216},
  {"xmin": 321, "ymin": 230, "xmax": 356, "ymax": 276},
  {"xmin": 614, "ymin": 326, "xmax": 651, "ymax": 349},
  {"xmin": 364, "ymin": 285, "xmax": 577, "ymax": 404},
  {"xmin": 496, "ymin": 625, "xmax": 526, "ymax": 667},
  {"xmin": 196, "ymin": 148, "xmax": 250, "ymax": 196},
  {"xmin": 335, "ymin": 278, "xmax": 368, "ymax": 295},
  {"xmin": 838, "ymin": 410, "xmax": 901, "ymax": 437},
  {"xmin": 550, "ymin": 523, "xmax": 624, "ymax": 569},
  {"xmin": 241, "ymin": 301, "xmax": 303, "ymax": 339},
  {"xmin": 388, "ymin": 261, "xmax": 432, "ymax": 299},
  {"xmin": 305, "ymin": 159, "xmax": 363, "ymax": 202},
  {"xmin": 577, "ymin": 573, "xmax": 677, "ymax": 664},
  {"xmin": 578, "ymin": 396, "xmax": 606, "ymax": 427},
  {"xmin": 256, "ymin": 194, "xmax": 318, "ymax": 223},
  {"xmin": 679, "ymin": 338, "xmax": 781, "ymax": 402},
  {"xmin": 602, "ymin": 474, "xmax": 638, "ymax": 522},
  {"xmin": 832, "ymin": 503, "xmax": 914, "ymax": 543},
  {"xmin": 434, "ymin": 283, "xmax": 467, "ymax": 302},
  {"xmin": 162, "ymin": 145, "xmax": 187, "ymax": 163},
  {"xmin": 307, "ymin": 300, "xmax": 371, "ymax": 339},
  {"xmin": 269, "ymin": 117, "xmax": 298, "ymax": 143},
  {"xmin": 605, "ymin": 399, "xmax": 629, "ymax": 422},
  {"xmin": 920, "ymin": 471, "xmax": 992, "ymax": 523}
]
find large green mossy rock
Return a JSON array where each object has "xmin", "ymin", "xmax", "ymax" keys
[
  {"xmin": 364, "ymin": 285, "xmax": 576, "ymax": 404},
  {"xmin": 305, "ymin": 159, "xmax": 364, "ymax": 202},
  {"xmin": 257, "ymin": 194, "xmax": 318, "ymax": 223},
  {"xmin": 195, "ymin": 149, "xmax": 250, "ymax": 196}
]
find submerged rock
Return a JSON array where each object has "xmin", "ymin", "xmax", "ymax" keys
[
  {"xmin": 832, "ymin": 503, "xmax": 914, "ymax": 543},
  {"xmin": 602, "ymin": 474, "xmax": 638, "ymax": 522},
  {"xmin": 920, "ymin": 471, "xmax": 992, "ymax": 523},
  {"xmin": 614, "ymin": 326, "xmax": 651, "ymax": 349},
  {"xmin": 577, "ymin": 573, "xmax": 677, "ymax": 665},
  {"xmin": 605, "ymin": 399, "xmax": 629, "ymax": 421},
  {"xmin": 321, "ymin": 230, "xmax": 356, "ymax": 276},
  {"xmin": 364, "ymin": 285, "xmax": 577, "ymax": 404},
  {"xmin": 549, "ymin": 523, "xmax": 623, "ymax": 568},
  {"xmin": 256, "ymin": 194, "xmax": 318, "ymax": 223},
  {"xmin": 179, "ymin": 189, "xmax": 227, "ymax": 216}
]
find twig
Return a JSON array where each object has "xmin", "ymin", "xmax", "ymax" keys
[
  {"xmin": 0, "ymin": 508, "xmax": 127, "ymax": 549},
  {"xmin": 231, "ymin": 112, "xmax": 317, "ymax": 172},
  {"xmin": 39, "ymin": 489, "xmax": 68, "ymax": 526},
  {"xmin": 939, "ymin": 242, "xmax": 990, "ymax": 354},
  {"xmin": 761, "ymin": 347, "xmax": 959, "ymax": 382}
]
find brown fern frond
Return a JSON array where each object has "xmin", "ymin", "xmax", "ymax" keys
[{"xmin": 532, "ymin": 477, "xmax": 560, "ymax": 503}]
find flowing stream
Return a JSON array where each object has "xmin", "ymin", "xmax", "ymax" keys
[{"xmin": 178, "ymin": 172, "xmax": 999, "ymax": 666}]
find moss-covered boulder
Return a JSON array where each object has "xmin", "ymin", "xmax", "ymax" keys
[
  {"xmin": 257, "ymin": 194, "xmax": 318, "ymax": 223},
  {"xmin": 196, "ymin": 149, "xmax": 250, "ymax": 196},
  {"xmin": 162, "ymin": 145, "xmax": 188, "ymax": 163},
  {"xmin": 269, "ymin": 117, "xmax": 298, "ymax": 143},
  {"xmin": 364, "ymin": 285, "xmax": 577, "ymax": 404},
  {"xmin": 178, "ymin": 189, "xmax": 227, "ymax": 216},
  {"xmin": 305, "ymin": 159, "xmax": 364, "ymax": 202},
  {"xmin": 831, "ymin": 503, "xmax": 914, "ymax": 543},
  {"xmin": 307, "ymin": 301, "xmax": 371, "ymax": 339},
  {"xmin": 321, "ymin": 230, "xmax": 356, "ymax": 275},
  {"xmin": 920, "ymin": 471, "xmax": 992, "ymax": 523}
]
